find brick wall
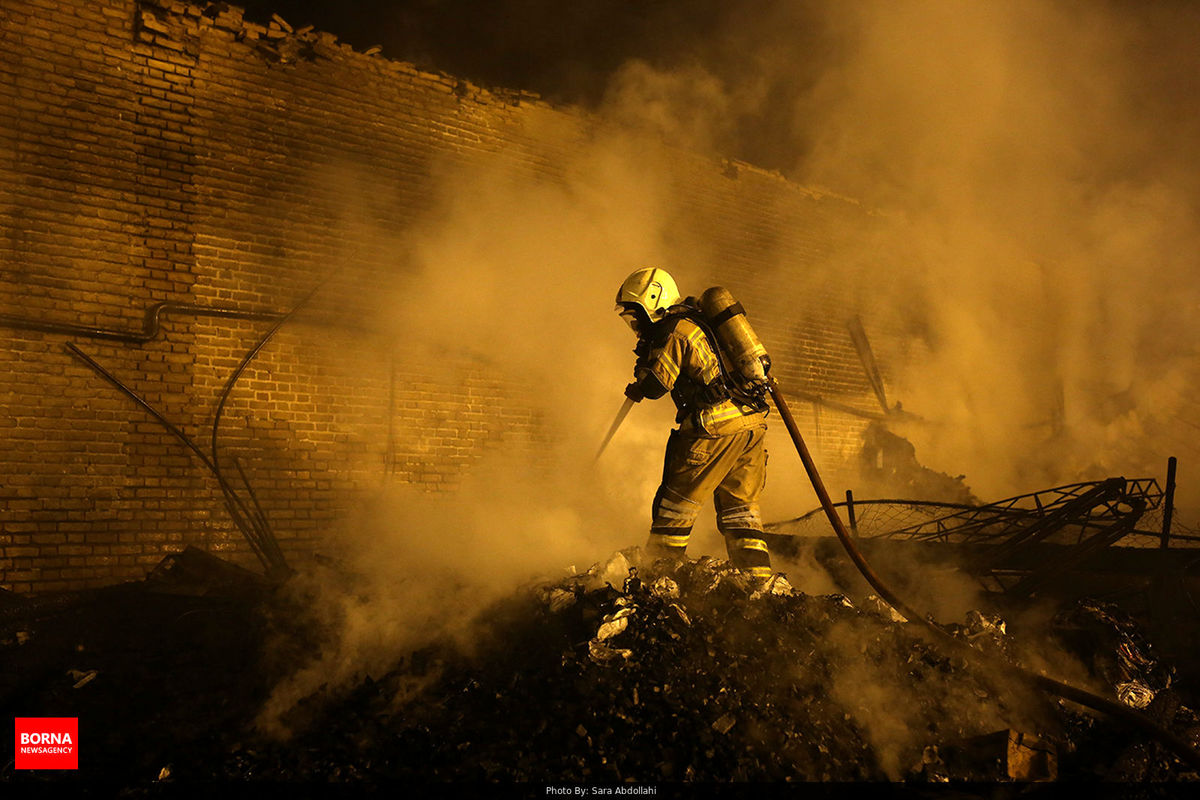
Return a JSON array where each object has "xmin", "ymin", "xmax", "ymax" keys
[{"xmin": 0, "ymin": 0, "xmax": 900, "ymax": 592}]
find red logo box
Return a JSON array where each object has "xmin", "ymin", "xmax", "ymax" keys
[{"xmin": 15, "ymin": 717, "xmax": 78, "ymax": 770}]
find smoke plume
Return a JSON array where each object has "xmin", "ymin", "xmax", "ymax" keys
[
  {"xmin": 259, "ymin": 0, "xmax": 1200, "ymax": 734},
  {"xmin": 794, "ymin": 1, "xmax": 1200, "ymax": 513},
  {"xmin": 589, "ymin": 0, "xmax": 1200, "ymax": 513},
  {"xmin": 260, "ymin": 127, "xmax": 699, "ymax": 733}
]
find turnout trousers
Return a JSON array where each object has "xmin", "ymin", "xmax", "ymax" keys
[{"xmin": 646, "ymin": 424, "xmax": 772, "ymax": 579}]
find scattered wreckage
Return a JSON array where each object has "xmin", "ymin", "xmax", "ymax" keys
[
  {"xmin": 7, "ymin": 326, "xmax": 1200, "ymax": 786},
  {"xmin": 3, "ymin": 542, "xmax": 1199, "ymax": 787},
  {"xmin": 768, "ymin": 472, "xmax": 1196, "ymax": 599}
]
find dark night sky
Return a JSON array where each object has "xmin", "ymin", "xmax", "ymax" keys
[
  {"xmin": 231, "ymin": 0, "xmax": 1200, "ymax": 186},
  {"xmin": 235, "ymin": 0, "xmax": 740, "ymax": 101},
  {"xmin": 232, "ymin": 0, "xmax": 835, "ymax": 172}
]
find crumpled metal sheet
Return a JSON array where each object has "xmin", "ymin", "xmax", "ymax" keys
[
  {"xmin": 588, "ymin": 639, "xmax": 633, "ymax": 664},
  {"xmin": 596, "ymin": 607, "xmax": 635, "ymax": 641},
  {"xmin": 862, "ymin": 594, "xmax": 907, "ymax": 624},
  {"xmin": 1053, "ymin": 599, "xmax": 1175, "ymax": 697},
  {"xmin": 650, "ymin": 576, "xmax": 680, "ymax": 600},
  {"xmin": 965, "ymin": 610, "xmax": 1006, "ymax": 638},
  {"xmin": 1116, "ymin": 681, "xmax": 1156, "ymax": 709}
]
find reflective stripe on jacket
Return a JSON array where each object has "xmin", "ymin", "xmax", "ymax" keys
[{"xmin": 635, "ymin": 316, "xmax": 766, "ymax": 436}]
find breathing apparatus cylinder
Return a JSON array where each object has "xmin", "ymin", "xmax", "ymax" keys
[{"xmin": 698, "ymin": 286, "xmax": 770, "ymax": 393}]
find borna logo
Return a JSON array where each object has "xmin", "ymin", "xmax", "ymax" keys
[{"xmin": 14, "ymin": 718, "xmax": 78, "ymax": 770}]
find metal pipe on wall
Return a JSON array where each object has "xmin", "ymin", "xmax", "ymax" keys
[{"xmin": 0, "ymin": 302, "xmax": 287, "ymax": 343}]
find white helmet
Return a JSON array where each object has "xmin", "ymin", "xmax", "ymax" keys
[{"xmin": 615, "ymin": 268, "xmax": 680, "ymax": 330}]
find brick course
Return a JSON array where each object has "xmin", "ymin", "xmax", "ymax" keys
[{"xmin": 0, "ymin": 0, "xmax": 897, "ymax": 592}]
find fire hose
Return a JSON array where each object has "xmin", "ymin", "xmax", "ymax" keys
[{"xmin": 767, "ymin": 380, "xmax": 1200, "ymax": 771}]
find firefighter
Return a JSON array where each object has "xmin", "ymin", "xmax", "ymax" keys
[{"xmin": 615, "ymin": 267, "xmax": 780, "ymax": 583}]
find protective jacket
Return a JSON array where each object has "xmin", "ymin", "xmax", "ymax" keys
[
  {"xmin": 631, "ymin": 311, "xmax": 773, "ymax": 579},
  {"xmin": 632, "ymin": 314, "xmax": 768, "ymax": 436}
]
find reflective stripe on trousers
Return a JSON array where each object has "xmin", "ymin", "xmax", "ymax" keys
[{"xmin": 645, "ymin": 425, "xmax": 771, "ymax": 574}]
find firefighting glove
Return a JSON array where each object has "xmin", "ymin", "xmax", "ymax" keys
[{"xmin": 624, "ymin": 381, "xmax": 645, "ymax": 402}]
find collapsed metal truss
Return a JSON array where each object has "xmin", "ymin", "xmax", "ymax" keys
[
  {"xmin": 767, "ymin": 477, "xmax": 1186, "ymax": 597},
  {"xmin": 873, "ymin": 477, "xmax": 1159, "ymax": 545},
  {"xmin": 772, "ymin": 478, "xmax": 1162, "ymax": 540}
]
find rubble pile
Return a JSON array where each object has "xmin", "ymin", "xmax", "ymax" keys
[
  {"xmin": 3, "ymin": 548, "xmax": 1200, "ymax": 788},
  {"xmin": 210, "ymin": 551, "xmax": 1199, "ymax": 785}
]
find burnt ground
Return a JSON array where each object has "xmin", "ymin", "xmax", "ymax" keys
[{"xmin": 1, "ymin": 546, "xmax": 1199, "ymax": 796}]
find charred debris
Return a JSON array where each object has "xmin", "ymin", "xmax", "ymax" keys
[
  {"xmin": 5, "ymin": 309, "xmax": 1200, "ymax": 789},
  {"xmin": 3, "ymin": 517, "xmax": 1200, "ymax": 789}
]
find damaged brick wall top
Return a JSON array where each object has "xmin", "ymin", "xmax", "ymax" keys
[{"xmin": 0, "ymin": 0, "xmax": 894, "ymax": 593}]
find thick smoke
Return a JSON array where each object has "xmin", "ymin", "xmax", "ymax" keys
[
  {"xmin": 594, "ymin": 0, "xmax": 1200, "ymax": 514},
  {"xmin": 582, "ymin": 0, "xmax": 1200, "ymax": 761},
  {"xmin": 260, "ymin": 0, "xmax": 1200, "ymax": 734},
  {"xmin": 793, "ymin": 1, "xmax": 1200, "ymax": 514},
  {"xmin": 260, "ymin": 131, "xmax": 702, "ymax": 733}
]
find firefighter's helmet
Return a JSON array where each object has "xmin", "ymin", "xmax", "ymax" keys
[{"xmin": 615, "ymin": 268, "xmax": 680, "ymax": 330}]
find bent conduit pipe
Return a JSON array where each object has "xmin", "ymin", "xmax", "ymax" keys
[
  {"xmin": 0, "ymin": 303, "xmax": 286, "ymax": 343},
  {"xmin": 767, "ymin": 380, "xmax": 1200, "ymax": 772},
  {"xmin": 0, "ymin": 301, "xmax": 377, "ymax": 344},
  {"xmin": 64, "ymin": 343, "xmax": 276, "ymax": 572},
  {"xmin": 207, "ymin": 277, "xmax": 332, "ymax": 581}
]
